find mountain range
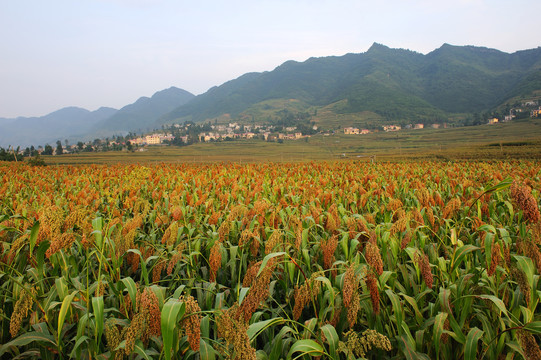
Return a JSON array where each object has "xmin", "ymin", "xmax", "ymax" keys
[
  {"xmin": 1, "ymin": 43, "xmax": 540, "ymax": 148},
  {"xmin": 0, "ymin": 107, "xmax": 117, "ymax": 149},
  {"xmin": 0, "ymin": 87, "xmax": 195, "ymax": 148},
  {"xmin": 159, "ymin": 43, "xmax": 541, "ymax": 126}
]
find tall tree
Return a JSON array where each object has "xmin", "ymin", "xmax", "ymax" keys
[
  {"xmin": 56, "ymin": 140, "xmax": 63, "ymax": 155},
  {"xmin": 42, "ymin": 144, "xmax": 53, "ymax": 155}
]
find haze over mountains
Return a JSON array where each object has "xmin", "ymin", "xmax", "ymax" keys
[
  {"xmin": 0, "ymin": 87, "xmax": 195, "ymax": 148},
  {"xmin": 0, "ymin": 107, "xmax": 117, "ymax": 149},
  {"xmin": 1, "ymin": 43, "xmax": 540, "ymax": 148},
  {"xmin": 90, "ymin": 87, "xmax": 195, "ymax": 138}
]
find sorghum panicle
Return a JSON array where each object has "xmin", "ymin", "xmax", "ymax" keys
[
  {"xmin": 365, "ymin": 241, "xmax": 383, "ymax": 276},
  {"xmin": 487, "ymin": 242, "xmax": 501, "ymax": 276},
  {"xmin": 512, "ymin": 267, "xmax": 531, "ymax": 305},
  {"xmin": 9, "ymin": 288, "xmax": 33, "ymax": 337},
  {"xmin": 209, "ymin": 241, "xmax": 222, "ymax": 282},
  {"xmin": 366, "ymin": 273, "xmax": 380, "ymax": 314},
  {"xmin": 181, "ymin": 295, "xmax": 201, "ymax": 351},
  {"xmin": 237, "ymin": 258, "xmax": 276, "ymax": 322},
  {"xmin": 292, "ymin": 271, "xmax": 322, "ymax": 321},
  {"xmin": 511, "ymin": 181, "xmax": 540, "ymax": 223},
  {"xmin": 264, "ymin": 229, "xmax": 282, "ymax": 254},
  {"xmin": 517, "ymin": 329, "xmax": 541, "ymax": 360},
  {"xmin": 216, "ymin": 305, "xmax": 256, "ymax": 360},
  {"xmin": 415, "ymin": 252, "xmax": 433, "ymax": 289},
  {"xmin": 140, "ymin": 288, "xmax": 161, "ymax": 340},
  {"xmin": 105, "ymin": 318, "xmax": 122, "ymax": 355},
  {"xmin": 321, "ymin": 234, "xmax": 338, "ymax": 270},
  {"xmin": 442, "ymin": 198, "xmax": 461, "ymax": 219}
]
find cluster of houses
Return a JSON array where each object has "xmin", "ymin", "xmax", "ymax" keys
[
  {"xmin": 198, "ymin": 123, "xmax": 307, "ymax": 142},
  {"xmin": 129, "ymin": 133, "xmax": 175, "ymax": 145},
  {"xmin": 134, "ymin": 111, "xmax": 529, "ymax": 145},
  {"xmin": 200, "ymin": 132, "xmax": 305, "ymax": 142},
  {"xmin": 499, "ymin": 101, "xmax": 541, "ymax": 123},
  {"xmin": 111, "ymin": 122, "xmax": 314, "ymax": 148},
  {"xmin": 343, "ymin": 123, "xmax": 446, "ymax": 135},
  {"xmin": 343, "ymin": 127, "xmax": 371, "ymax": 135},
  {"xmin": 341, "ymin": 101, "xmax": 541, "ymax": 135}
]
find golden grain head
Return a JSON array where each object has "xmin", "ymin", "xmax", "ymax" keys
[
  {"xmin": 415, "ymin": 252, "xmax": 433, "ymax": 289},
  {"xmin": 512, "ymin": 267, "xmax": 531, "ymax": 306},
  {"xmin": 365, "ymin": 242, "xmax": 383, "ymax": 276},
  {"xmin": 237, "ymin": 258, "xmax": 276, "ymax": 323},
  {"xmin": 264, "ymin": 229, "xmax": 282, "ymax": 255},
  {"xmin": 218, "ymin": 220, "xmax": 231, "ymax": 243},
  {"xmin": 321, "ymin": 234, "xmax": 338, "ymax": 270},
  {"xmin": 9, "ymin": 288, "xmax": 33, "ymax": 338},
  {"xmin": 105, "ymin": 318, "xmax": 122, "ymax": 353},
  {"xmin": 293, "ymin": 271, "xmax": 322, "ymax": 321},
  {"xmin": 487, "ymin": 242, "xmax": 502, "ymax": 277},
  {"xmin": 366, "ymin": 272, "xmax": 380, "ymax": 315},
  {"xmin": 181, "ymin": 295, "xmax": 201, "ymax": 352},
  {"xmin": 166, "ymin": 242, "xmax": 186, "ymax": 275},
  {"xmin": 342, "ymin": 264, "xmax": 359, "ymax": 307},
  {"xmin": 141, "ymin": 288, "xmax": 161, "ymax": 339},
  {"xmin": 45, "ymin": 232, "xmax": 76, "ymax": 258},
  {"xmin": 517, "ymin": 329, "xmax": 541, "ymax": 360},
  {"xmin": 124, "ymin": 311, "xmax": 146, "ymax": 355},
  {"xmin": 152, "ymin": 259, "xmax": 165, "ymax": 283},
  {"xmin": 217, "ymin": 305, "xmax": 256, "ymax": 360},
  {"xmin": 238, "ymin": 228, "xmax": 254, "ymax": 248},
  {"xmin": 346, "ymin": 291, "xmax": 361, "ymax": 328},
  {"xmin": 209, "ymin": 241, "xmax": 222, "ymax": 283},
  {"xmin": 511, "ymin": 181, "xmax": 541, "ymax": 223},
  {"xmin": 342, "ymin": 329, "xmax": 392, "ymax": 358},
  {"xmin": 442, "ymin": 197, "xmax": 461, "ymax": 219}
]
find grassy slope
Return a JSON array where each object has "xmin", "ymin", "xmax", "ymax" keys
[{"xmin": 44, "ymin": 118, "xmax": 541, "ymax": 165}]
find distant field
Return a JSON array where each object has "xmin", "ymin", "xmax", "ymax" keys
[{"xmin": 44, "ymin": 118, "xmax": 541, "ymax": 165}]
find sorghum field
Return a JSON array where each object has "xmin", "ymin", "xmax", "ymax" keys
[{"xmin": 1, "ymin": 160, "xmax": 540, "ymax": 359}]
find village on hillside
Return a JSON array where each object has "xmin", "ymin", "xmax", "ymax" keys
[
  {"xmin": 122, "ymin": 122, "xmax": 312, "ymax": 150},
  {"xmin": 10, "ymin": 100, "xmax": 541, "ymax": 156}
]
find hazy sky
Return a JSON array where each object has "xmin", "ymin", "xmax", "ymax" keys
[{"xmin": 1, "ymin": 0, "xmax": 540, "ymax": 118}]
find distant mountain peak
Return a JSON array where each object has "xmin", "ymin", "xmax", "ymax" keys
[
  {"xmin": 88, "ymin": 86, "xmax": 195, "ymax": 137},
  {"xmin": 95, "ymin": 106, "xmax": 118, "ymax": 112},
  {"xmin": 367, "ymin": 42, "xmax": 390, "ymax": 52},
  {"xmin": 435, "ymin": 43, "xmax": 503, "ymax": 54},
  {"xmin": 151, "ymin": 86, "xmax": 194, "ymax": 99}
]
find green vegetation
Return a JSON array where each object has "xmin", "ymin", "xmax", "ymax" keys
[
  {"xmin": 0, "ymin": 147, "xmax": 23, "ymax": 162},
  {"xmin": 27, "ymin": 154, "xmax": 46, "ymax": 167}
]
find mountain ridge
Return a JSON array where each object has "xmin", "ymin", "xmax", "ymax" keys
[
  {"xmin": 0, "ymin": 106, "xmax": 118, "ymax": 148},
  {"xmin": 157, "ymin": 43, "xmax": 541, "ymax": 127},
  {"xmin": 88, "ymin": 86, "xmax": 195, "ymax": 137},
  {"xmin": 2, "ymin": 43, "xmax": 541, "ymax": 148},
  {"xmin": 0, "ymin": 87, "xmax": 195, "ymax": 148}
]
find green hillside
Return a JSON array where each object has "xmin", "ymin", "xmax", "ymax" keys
[{"xmin": 158, "ymin": 43, "xmax": 541, "ymax": 128}]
